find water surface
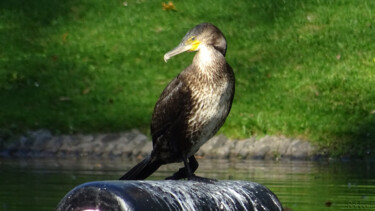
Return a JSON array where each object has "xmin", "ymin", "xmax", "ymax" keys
[{"xmin": 0, "ymin": 158, "xmax": 374, "ymax": 210}]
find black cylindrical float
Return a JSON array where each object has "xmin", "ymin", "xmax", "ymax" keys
[{"xmin": 57, "ymin": 180, "xmax": 282, "ymax": 211}]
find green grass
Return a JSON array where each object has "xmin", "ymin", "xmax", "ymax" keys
[{"xmin": 0, "ymin": 0, "xmax": 374, "ymax": 157}]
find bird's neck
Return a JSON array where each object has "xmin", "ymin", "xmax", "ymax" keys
[{"xmin": 193, "ymin": 45, "xmax": 226, "ymax": 75}]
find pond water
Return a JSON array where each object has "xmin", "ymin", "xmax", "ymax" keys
[{"xmin": 0, "ymin": 158, "xmax": 374, "ymax": 211}]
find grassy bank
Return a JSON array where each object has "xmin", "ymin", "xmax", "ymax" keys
[{"xmin": 0, "ymin": 0, "xmax": 374, "ymax": 156}]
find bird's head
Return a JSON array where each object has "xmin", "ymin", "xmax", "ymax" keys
[{"xmin": 164, "ymin": 23, "xmax": 227, "ymax": 62}]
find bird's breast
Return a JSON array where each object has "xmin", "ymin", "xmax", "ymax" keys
[{"xmin": 186, "ymin": 78, "xmax": 233, "ymax": 157}]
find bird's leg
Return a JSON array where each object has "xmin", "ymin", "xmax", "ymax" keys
[
  {"xmin": 165, "ymin": 156, "xmax": 198, "ymax": 180},
  {"xmin": 183, "ymin": 156, "xmax": 194, "ymax": 177},
  {"xmin": 186, "ymin": 157, "xmax": 217, "ymax": 183},
  {"xmin": 185, "ymin": 156, "xmax": 218, "ymax": 183},
  {"xmin": 166, "ymin": 156, "xmax": 217, "ymax": 183},
  {"xmin": 188, "ymin": 156, "xmax": 199, "ymax": 173}
]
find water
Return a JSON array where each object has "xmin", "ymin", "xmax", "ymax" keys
[{"xmin": 0, "ymin": 158, "xmax": 374, "ymax": 211}]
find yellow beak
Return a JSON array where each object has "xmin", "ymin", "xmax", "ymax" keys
[{"xmin": 164, "ymin": 40, "xmax": 201, "ymax": 63}]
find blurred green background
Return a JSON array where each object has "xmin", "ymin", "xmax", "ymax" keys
[{"xmin": 0, "ymin": 0, "xmax": 374, "ymax": 157}]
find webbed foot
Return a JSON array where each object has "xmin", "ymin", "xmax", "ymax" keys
[
  {"xmin": 165, "ymin": 172, "xmax": 183, "ymax": 180},
  {"xmin": 188, "ymin": 174, "xmax": 218, "ymax": 183}
]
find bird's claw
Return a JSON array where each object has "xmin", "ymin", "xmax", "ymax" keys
[
  {"xmin": 165, "ymin": 173, "xmax": 217, "ymax": 183},
  {"xmin": 188, "ymin": 174, "xmax": 218, "ymax": 183}
]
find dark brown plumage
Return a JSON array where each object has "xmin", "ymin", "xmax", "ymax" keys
[{"xmin": 120, "ymin": 23, "xmax": 235, "ymax": 181}]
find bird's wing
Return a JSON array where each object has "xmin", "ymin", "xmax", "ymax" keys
[{"xmin": 151, "ymin": 74, "xmax": 191, "ymax": 142}]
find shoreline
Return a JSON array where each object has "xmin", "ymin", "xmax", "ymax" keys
[{"xmin": 0, "ymin": 129, "xmax": 324, "ymax": 160}]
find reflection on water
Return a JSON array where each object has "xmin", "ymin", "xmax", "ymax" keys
[{"xmin": 0, "ymin": 158, "xmax": 374, "ymax": 210}]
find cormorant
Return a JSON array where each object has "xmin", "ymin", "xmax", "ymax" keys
[{"xmin": 119, "ymin": 23, "xmax": 235, "ymax": 181}]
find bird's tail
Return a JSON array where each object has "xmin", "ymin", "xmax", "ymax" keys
[{"xmin": 119, "ymin": 155, "xmax": 162, "ymax": 180}]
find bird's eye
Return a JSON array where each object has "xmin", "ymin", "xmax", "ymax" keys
[{"xmin": 191, "ymin": 36, "xmax": 195, "ymax": 41}]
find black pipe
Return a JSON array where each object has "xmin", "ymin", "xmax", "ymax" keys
[{"xmin": 57, "ymin": 180, "xmax": 282, "ymax": 211}]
